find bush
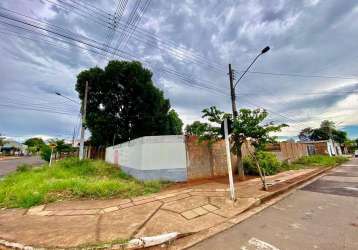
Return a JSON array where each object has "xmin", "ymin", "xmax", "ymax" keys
[
  {"xmin": 244, "ymin": 151, "xmax": 281, "ymax": 176},
  {"xmin": 293, "ymin": 155, "xmax": 349, "ymax": 167},
  {"xmin": 333, "ymin": 156, "xmax": 350, "ymax": 164},
  {"xmin": 40, "ymin": 144, "xmax": 51, "ymax": 162},
  {"xmin": 0, "ymin": 158, "xmax": 166, "ymax": 208},
  {"xmin": 16, "ymin": 164, "xmax": 31, "ymax": 172}
]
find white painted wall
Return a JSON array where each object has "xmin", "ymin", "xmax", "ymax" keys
[
  {"xmin": 105, "ymin": 135, "xmax": 187, "ymax": 170},
  {"xmin": 326, "ymin": 139, "xmax": 342, "ymax": 156}
]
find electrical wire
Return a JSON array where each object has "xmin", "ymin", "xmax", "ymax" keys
[{"xmin": 0, "ymin": 10, "xmax": 352, "ymax": 128}]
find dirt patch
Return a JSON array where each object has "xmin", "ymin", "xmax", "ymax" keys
[{"xmin": 164, "ymin": 176, "xmax": 257, "ymax": 191}]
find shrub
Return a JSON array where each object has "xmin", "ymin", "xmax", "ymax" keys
[
  {"xmin": 333, "ymin": 156, "xmax": 350, "ymax": 164},
  {"xmin": 16, "ymin": 164, "xmax": 31, "ymax": 172},
  {"xmin": 40, "ymin": 144, "xmax": 52, "ymax": 162},
  {"xmin": 244, "ymin": 151, "xmax": 281, "ymax": 176}
]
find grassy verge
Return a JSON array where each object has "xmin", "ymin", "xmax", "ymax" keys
[
  {"xmin": 244, "ymin": 152, "xmax": 349, "ymax": 176},
  {"xmin": 292, "ymin": 155, "xmax": 349, "ymax": 167},
  {"xmin": 0, "ymin": 158, "xmax": 166, "ymax": 208}
]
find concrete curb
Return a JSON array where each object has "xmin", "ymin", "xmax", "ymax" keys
[{"xmin": 0, "ymin": 166, "xmax": 336, "ymax": 250}]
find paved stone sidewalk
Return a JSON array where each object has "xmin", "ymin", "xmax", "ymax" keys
[{"xmin": 0, "ymin": 168, "xmax": 321, "ymax": 249}]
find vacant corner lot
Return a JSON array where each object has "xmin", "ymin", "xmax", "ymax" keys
[
  {"xmin": 0, "ymin": 158, "xmax": 164, "ymax": 208},
  {"xmin": 0, "ymin": 155, "xmax": 348, "ymax": 209}
]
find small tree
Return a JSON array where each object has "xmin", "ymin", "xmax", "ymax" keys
[
  {"xmin": 24, "ymin": 137, "xmax": 45, "ymax": 154},
  {"xmin": 200, "ymin": 106, "xmax": 287, "ymax": 181},
  {"xmin": 40, "ymin": 144, "xmax": 51, "ymax": 162},
  {"xmin": 185, "ymin": 121, "xmax": 215, "ymax": 138},
  {"xmin": 48, "ymin": 139, "xmax": 74, "ymax": 154}
]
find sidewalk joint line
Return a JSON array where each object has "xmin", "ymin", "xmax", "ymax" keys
[
  {"xmin": 95, "ymin": 214, "xmax": 103, "ymax": 242},
  {"xmin": 131, "ymin": 202, "xmax": 164, "ymax": 238}
]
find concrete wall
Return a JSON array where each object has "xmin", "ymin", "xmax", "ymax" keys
[
  {"xmin": 106, "ymin": 135, "xmax": 187, "ymax": 182},
  {"xmin": 106, "ymin": 135, "xmax": 270, "ymax": 182}
]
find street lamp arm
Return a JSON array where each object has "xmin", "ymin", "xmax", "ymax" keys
[
  {"xmin": 54, "ymin": 92, "xmax": 80, "ymax": 105},
  {"xmin": 234, "ymin": 53, "xmax": 262, "ymax": 89},
  {"xmin": 233, "ymin": 46, "xmax": 270, "ymax": 89}
]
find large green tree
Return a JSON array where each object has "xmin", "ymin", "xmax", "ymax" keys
[
  {"xmin": 76, "ymin": 61, "xmax": 183, "ymax": 145},
  {"xmin": 24, "ymin": 137, "xmax": 45, "ymax": 153},
  {"xmin": 196, "ymin": 106, "xmax": 287, "ymax": 179},
  {"xmin": 299, "ymin": 120, "xmax": 347, "ymax": 143}
]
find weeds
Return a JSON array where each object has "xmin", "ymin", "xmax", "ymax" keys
[{"xmin": 0, "ymin": 158, "xmax": 165, "ymax": 208}]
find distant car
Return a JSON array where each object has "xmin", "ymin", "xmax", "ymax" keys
[{"xmin": 355, "ymin": 150, "xmax": 358, "ymax": 157}]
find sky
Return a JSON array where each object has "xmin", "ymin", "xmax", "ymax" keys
[{"xmin": 1, "ymin": 0, "xmax": 358, "ymax": 142}]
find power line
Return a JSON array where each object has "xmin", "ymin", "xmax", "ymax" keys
[
  {"xmin": 246, "ymin": 70, "xmax": 358, "ymax": 80},
  {"xmin": 37, "ymin": 1, "xmax": 358, "ymax": 81},
  {"xmin": 37, "ymin": 1, "xmax": 226, "ymax": 73},
  {"xmin": 0, "ymin": 11, "xmax": 348, "ymax": 128},
  {"xmin": 103, "ymin": 0, "xmax": 127, "ymax": 55},
  {"xmin": 0, "ymin": 13, "xmax": 225, "ymax": 95},
  {"xmin": 121, "ymin": 0, "xmax": 151, "ymax": 50},
  {"xmin": 0, "ymin": 104, "xmax": 77, "ymax": 116},
  {"xmin": 238, "ymin": 90, "xmax": 358, "ymax": 96},
  {"xmin": 0, "ymin": 27, "xmax": 312, "ymax": 127},
  {"xmin": 110, "ymin": 0, "xmax": 141, "ymax": 59}
]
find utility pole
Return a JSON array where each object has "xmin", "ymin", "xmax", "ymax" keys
[
  {"xmin": 229, "ymin": 63, "xmax": 245, "ymax": 180},
  {"xmin": 72, "ymin": 126, "xmax": 75, "ymax": 147},
  {"xmin": 224, "ymin": 118, "xmax": 236, "ymax": 201},
  {"xmin": 79, "ymin": 81, "xmax": 88, "ymax": 160},
  {"xmin": 228, "ymin": 64, "xmax": 238, "ymax": 118}
]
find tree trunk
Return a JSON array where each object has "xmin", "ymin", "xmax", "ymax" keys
[{"xmin": 237, "ymin": 145, "xmax": 245, "ymax": 180}]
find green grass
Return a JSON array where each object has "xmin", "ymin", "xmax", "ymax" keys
[
  {"xmin": 293, "ymin": 155, "xmax": 349, "ymax": 167},
  {"xmin": 244, "ymin": 152, "xmax": 349, "ymax": 176},
  {"xmin": 0, "ymin": 158, "xmax": 165, "ymax": 208}
]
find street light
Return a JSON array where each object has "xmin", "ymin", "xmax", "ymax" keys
[{"xmin": 227, "ymin": 46, "xmax": 270, "ymax": 180}]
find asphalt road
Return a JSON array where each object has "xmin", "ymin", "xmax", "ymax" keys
[
  {"xmin": 190, "ymin": 158, "xmax": 358, "ymax": 250},
  {"xmin": 0, "ymin": 156, "xmax": 45, "ymax": 177}
]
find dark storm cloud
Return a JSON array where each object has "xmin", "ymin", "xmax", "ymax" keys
[{"xmin": 1, "ymin": 0, "xmax": 358, "ymax": 139}]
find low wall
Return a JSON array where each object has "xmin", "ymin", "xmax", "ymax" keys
[
  {"xmin": 279, "ymin": 142, "xmax": 308, "ymax": 161},
  {"xmin": 106, "ymin": 135, "xmax": 187, "ymax": 182},
  {"xmin": 185, "ymin": 136, "xmax": 249, "ymax": 180},
  {"xmin": 105, "ymin": 135, "xmax": 255, "ymax": 182}
]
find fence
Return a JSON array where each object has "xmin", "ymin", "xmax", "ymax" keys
[
  {"xmin": 267, "ymin": 142, "xmax": 308, "ymax": 162},
  {"xmin": 85, "ymin": 146, "xmax": 106, "ymax": 160},
  {"xmin": 52, "ymin": 146, "xmax": 106, "ymax": 161}
]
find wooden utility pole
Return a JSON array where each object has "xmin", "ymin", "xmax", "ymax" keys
[
  {"xmin": 79, "ymin": 81, "xmax": 88, "ymax": 160},
  {"xmin": 228, "ymin": 64, "xmax": 238, "ymax": 118},
  {"xmin": 229, "ymin": 64, "xmax": 245, "ymax": 179}
]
